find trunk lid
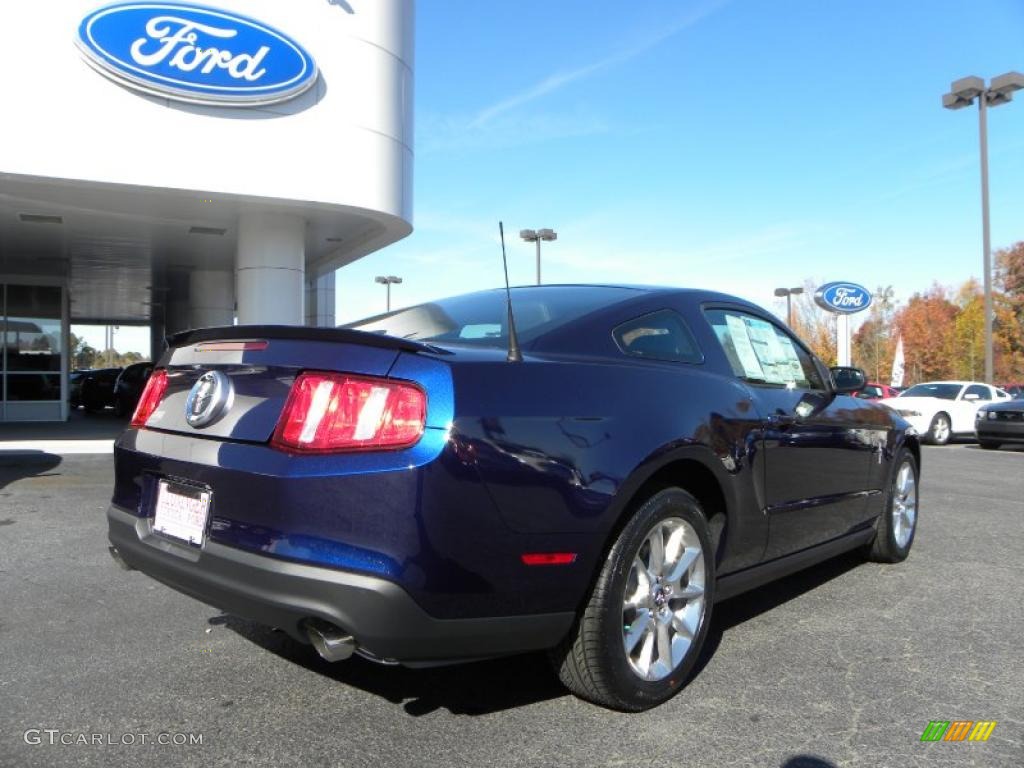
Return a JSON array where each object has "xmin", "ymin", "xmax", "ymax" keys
[{"xmin": 144, "ymin": 326, "xmax": 443, "ymax": 442}]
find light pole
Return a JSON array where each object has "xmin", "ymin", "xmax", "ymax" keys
[
  {"xmin": 943, "ymin": 71, "xmax": 1024, "ymax": 384},
  {"xmin": 374, "ymin": 275, "xmax": 402, "ymax": 312},
  {"xmin": 105, "ymin": 325, "xmax": 119, "ymax": 366},
  {"xmin": 519, "ymin": 228, "xmax": 557, "ymax": 285},
  {"xmin": 773, "ymin": 286, "xmax": 804, "ymax": 327}
]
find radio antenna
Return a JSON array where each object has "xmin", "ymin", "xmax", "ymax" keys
[{"xmin": 499, "ymin": 221, "xmax": 522, "ymax": 362}]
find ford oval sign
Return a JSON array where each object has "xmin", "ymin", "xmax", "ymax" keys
[
  {"xmin": 76, "ymin": 3, "xmax": 318, "ymax": 106},
  {"xmin": 814, "ymin": 282, "xmax": 872, "ymax": 314}
]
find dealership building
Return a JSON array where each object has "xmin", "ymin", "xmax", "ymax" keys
[{"xmin": 0, "ymin": 0, "xmax": 414, "ymax": 420}]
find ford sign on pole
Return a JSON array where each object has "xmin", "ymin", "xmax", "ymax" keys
[
  {"xmin": 813, "ymin": 282, "xmax": 873, "ymax": 314},
  {"xmin": 77, "ymin": 3, "xmax": 318, "ymax": 106},
  {"xmin": 813, "ymin": 282, "xmax": 872, "ymax": 367}
]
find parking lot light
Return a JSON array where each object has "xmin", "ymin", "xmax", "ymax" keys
[
  {"xmin": 943, "ymin": 71, "xmax": 1023, "ymax": 384},
  {"xmin": 374, "ymin": 275, "xmax": 402, "ymax": 312},
  {"xmin": 519, "ymin": 228, "xmax": 557, "ymax": 285},
  {"xmin": 774, "ymin": 286, "xmax": 804, "ymax": 327}
]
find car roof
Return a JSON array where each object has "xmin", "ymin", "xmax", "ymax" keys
[{"xmin": 485, "ymin": 283, "xmax": 767, "ymax": 309}]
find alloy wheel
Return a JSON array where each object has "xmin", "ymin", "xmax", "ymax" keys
[
  {"xmin": 622, "ymin": 517, "xmax": 707, "ymax": 681},
  {"xmin": 891, "ymin": 459, "xmax": 918, "ymax": 548}
]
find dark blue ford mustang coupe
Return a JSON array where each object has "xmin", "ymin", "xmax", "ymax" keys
[{"xmin": 108, "ymin": 285, "xmax": 920, "ymax": 711}]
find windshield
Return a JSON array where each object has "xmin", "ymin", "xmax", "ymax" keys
[
  {"xmin": 899, "ymin": 383, "xmax": 961, "ymax": 400},
  {"xmin": 344, "ymin": 286, "xmax": 639, "ymax": 347}
]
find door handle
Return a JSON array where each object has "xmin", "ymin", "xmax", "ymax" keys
[{"xmin": 769, "ymin": 412, "xmax": 796, "ymax": 428}]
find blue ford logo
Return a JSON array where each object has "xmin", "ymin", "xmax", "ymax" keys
[
  {"xmin": 76, "ymin": 2, "xmax": 318, "ymax": 106},
  {"xmin": 814, "ymin": 282, "xmax": 872, "ymax": 314}
]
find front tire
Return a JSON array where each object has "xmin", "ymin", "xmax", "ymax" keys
[
  {"xmin": 927, "ymin": 413, "xmax": 952, "ymax": 445},
  {"xmin": 866, "ymin": 448, "xmax": 919, "ymax": 563},
  {"xmin": 550, "ymin": 488, "xmax": 715, "ymax": 711},
  {"xmin": 978, "ymin": 440, "xmax": 1001, "ymax": 450}
]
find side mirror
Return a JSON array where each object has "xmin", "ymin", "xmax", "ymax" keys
[{"xmin": 830, "ymin": 366, "xmax": 866, "ymax": 395}]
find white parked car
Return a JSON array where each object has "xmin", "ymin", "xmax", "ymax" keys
[{"xmin": 879, "ymin": 381, "xmax": 1012, "ymax": 445}]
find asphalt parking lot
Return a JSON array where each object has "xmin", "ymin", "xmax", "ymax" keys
[{"xmin": 1, "ymin": 444, "xmax": 1021, "ymax": 768}]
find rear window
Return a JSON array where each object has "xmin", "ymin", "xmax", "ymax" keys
[
  {"xmin": 613, "ymin": 310, "xmax": 702, "ymax": 364},
  {"xmin": 344, "ymin": 286, "xmax": 638, "ymax": 347}
]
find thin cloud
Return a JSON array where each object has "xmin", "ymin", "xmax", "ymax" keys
[
  {"xmin": 419, "ymin": 110, "xmax": 610, "ymax": 155},
  {"xmin": 469, "ymin": 1, "xmax": 727, "ymax": 128}
]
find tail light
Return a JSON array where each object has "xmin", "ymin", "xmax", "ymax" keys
[
  {"xmin": 130, "ymin": 369, "xmax": 169, "ymax": 427},
  {"xmin": 271, "ymin": 372, "xmax": 426, "ymax": 453}
]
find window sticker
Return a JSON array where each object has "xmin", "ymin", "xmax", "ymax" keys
[
  {"xmin": 724, "ymin": 314, "xmax": 766, "ymax": 380},
  {"xmin": 743, "ymin": 318, "xmax": 789, "ymax": 385},
  {"xmin": 771, "ymin": 334, "xmax": 808, "ymax": 385}
]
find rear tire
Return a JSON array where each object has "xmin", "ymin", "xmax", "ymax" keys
[
  {"xmin": 926, "ymin": 413, "xmax": 952, "ymax": 445},
  {"xmin": 867, "ymin": 448, "xmax": 919, "ymax": 563},
  {"xmin": 549, "ymin": 488, "xmax": 714, "ymax": 711},
  {"xmin": 978, "ymin": 440, "xmax": 1001, "ymax": 450}
]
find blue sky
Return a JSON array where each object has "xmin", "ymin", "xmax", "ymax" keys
[
  {"xmin": 335, "ymin": 0, "xmax": 1024, "ymax": 324},
  {"xmin": 87, "ymin": 0, "xmax": 1024, "ymax": 355}
]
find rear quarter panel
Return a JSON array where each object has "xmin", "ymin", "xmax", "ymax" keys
[{"xmin": 449, "ymin": 356, "xmax": 767, "ymax": 574}]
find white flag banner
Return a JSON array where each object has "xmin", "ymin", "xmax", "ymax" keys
[{"xmin": 890, "ymin": 334, "xmax": 905, "ymax": 388}]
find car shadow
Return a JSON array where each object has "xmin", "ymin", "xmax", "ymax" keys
[
  {"xmin": 780, "ymin": 756, "xmax": 839, "ymax": 768},
  {"xmin": 215, "ymin": 614, "xmax": 567, "ymax": 715},
  {"xmin": 219, "ymin": 550, "xmax": 866, "ymax": 716},
  {"xmin": 0, "ymin": 450, "xmax": 63, "ymax": 493},
  {"xmin": 691, "ymin": 550, "xmax": 865, "ymax": 679}
]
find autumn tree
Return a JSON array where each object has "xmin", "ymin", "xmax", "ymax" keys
[
  {"xmin": 951, "ymin": 280, "xmax": 984, "ymax": 380},
  {"xmin": 994, "ymin": 242, "xmax": 1024, "ymax": 382},
  {"xmin": 852, "ymin": 285, "xmax": 896, "ymax": 382},
  {"xmin": 892, "ymin": 284, "xmax": 958, "ymax": 382},
  {"xmin": 783, "ymin": 280, "xmax": 837, "ymax": 365}
]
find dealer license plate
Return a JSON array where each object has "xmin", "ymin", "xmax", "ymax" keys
[{"xmin": 152, "ymin": 480, "xmax": 211, "ymax": 546}]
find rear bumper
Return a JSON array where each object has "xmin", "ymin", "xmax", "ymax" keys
[{"xmin": 108, "ymin": 504, "xmax": 573, "ymax": 663}]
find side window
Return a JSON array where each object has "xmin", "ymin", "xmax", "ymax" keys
[
  {"xmin": 704, "ymin": 308, "xmax": 825, "ymax": 391},
  {"xmin": 963, "ymin": 384, "xmax": 989, "ymax": 400},
  {"xmin": 613, "ymin": 310, "xmax": 702, "ymax": 364}
]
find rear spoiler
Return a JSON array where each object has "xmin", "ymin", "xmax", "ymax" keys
[{"xmin": 165, "ymin": 325, "xmax": 448, "ymax": 355}]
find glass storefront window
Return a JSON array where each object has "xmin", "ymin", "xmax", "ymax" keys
[
  {"xmin": 6, "ymin": 374, "xmax": 61, "ymax": 401},
  {"xmin": 2, "ymin": 284, "xmax": 65, "ymax": 412},
  {"xmin": 4, "ymin": 316, "xmax": 62, "ymax": 371},
  {"xmin": 6, "ymin": 285, "xmax": 61, "ymax": 318}
]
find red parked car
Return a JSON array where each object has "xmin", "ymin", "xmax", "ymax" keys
[
  {"xmin": 855, "ymin": 382, "xmax": 901, "ymax": 400},
  {"xmin": 999, "ymin": 383, "xmax": 1023, "ymax": 399}
]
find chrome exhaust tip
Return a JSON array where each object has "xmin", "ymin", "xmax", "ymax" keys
[{"xmin": 304, "ymin": 619, "xmax": 356, "ymax": 662}]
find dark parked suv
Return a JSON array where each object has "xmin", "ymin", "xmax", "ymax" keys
[
  {"xmin": 113, "ymin": 362, "xmax": 154, "ymax": 417},
  {"xmin": 108, "ymin": 285, "xmax": 920, "ymax": 710},
  {"xmin": 77, "ymin": 367, "xmax": 122, "ymax": 412}
]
